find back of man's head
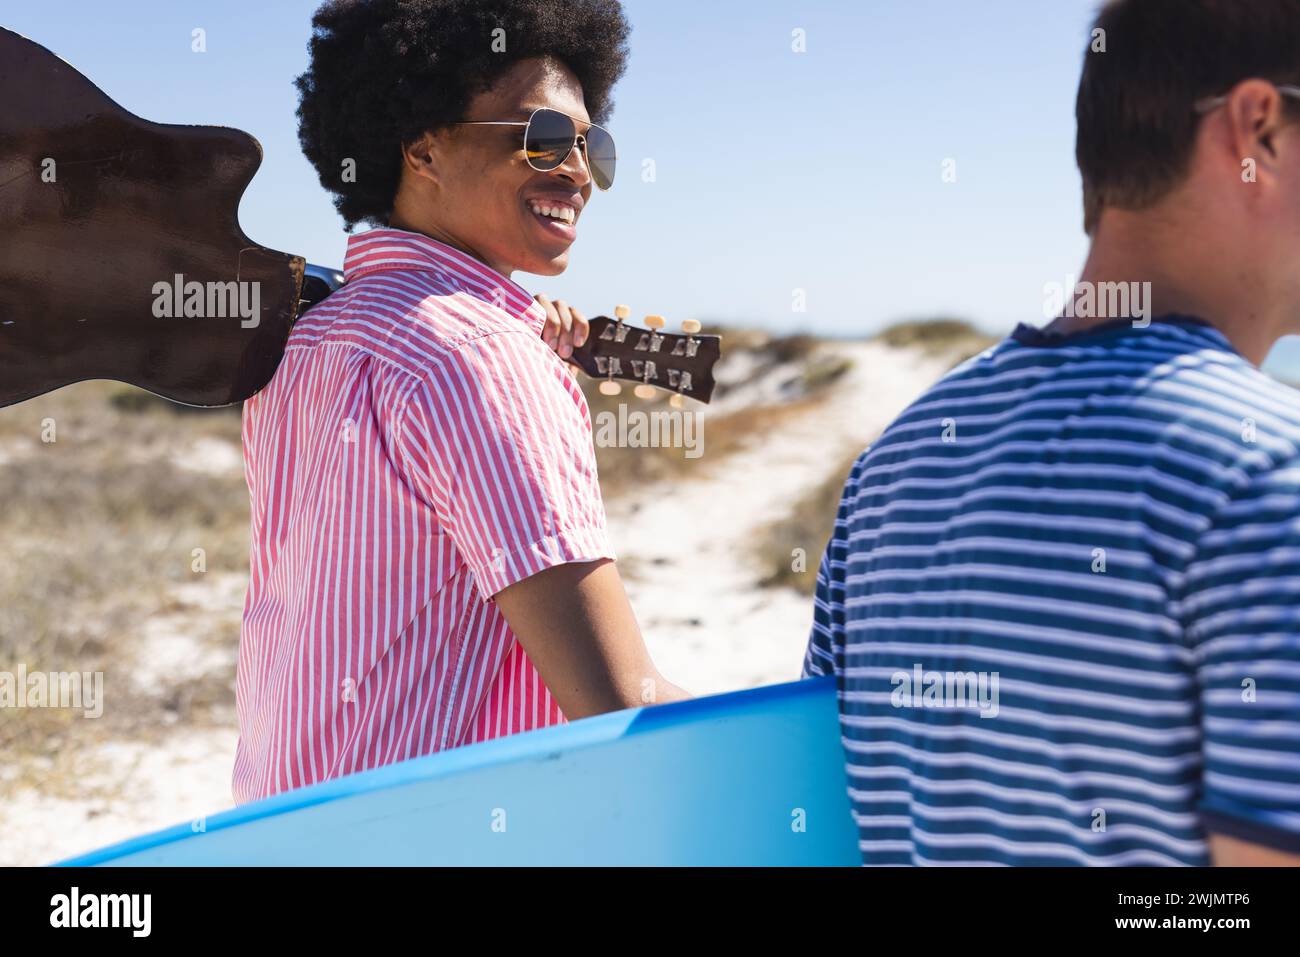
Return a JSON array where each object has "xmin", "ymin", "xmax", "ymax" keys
[{"xmin": 1076, "ymin": 0, "xmax": 1300, "ymax": 235}]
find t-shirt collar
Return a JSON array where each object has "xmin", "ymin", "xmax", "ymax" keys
[
  {"xmin": 1010, "ymin": 314, "xmax": 1239, "ymax": 355},
  {"xmin": 342, "ymin": 226, "xmax": 544, "ymax": 330}
]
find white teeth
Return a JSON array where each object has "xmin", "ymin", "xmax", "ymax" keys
[{"xmin": 529, "ymin": 202, "xmax": 575, "ymax": 224}]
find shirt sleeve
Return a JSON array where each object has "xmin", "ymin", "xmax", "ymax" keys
[
  {"xmin": 802, "ymin": 453, "xmax": 866, "ymax": 680},
  {"xmin": 396, "ymin": 330, "xmax": 614, "ymax": 599},
  {"xmin": 1182, "ymin": 454, "xmax": 1300, "ymax": 852}
]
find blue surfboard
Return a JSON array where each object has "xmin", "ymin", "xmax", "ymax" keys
[{"xmin": 56, "ymin": 677, "xmax": 861, "ymax": 866}]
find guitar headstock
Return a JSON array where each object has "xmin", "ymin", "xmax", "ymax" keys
[{"xmin": 570, "ymin": 306, "xmax": 721, "ymax": 406}]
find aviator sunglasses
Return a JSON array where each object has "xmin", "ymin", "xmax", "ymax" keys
[{"xmin": 452, "ymin": 107, "xmax": 616, "ymax": 190}]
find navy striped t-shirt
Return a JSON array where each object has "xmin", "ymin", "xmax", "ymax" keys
[{"xmin": 803, "ymin": 315, "xmax": 1300, "ymax": 866}]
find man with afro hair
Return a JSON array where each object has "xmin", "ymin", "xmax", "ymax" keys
[{"xmin": 233, "ymin": 0, "xmax": 688, "ymax": 804}]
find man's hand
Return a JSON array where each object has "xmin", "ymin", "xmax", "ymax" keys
[{"xmin": 535, "ymin": 293, "xmax": 587, "ymax": 361}]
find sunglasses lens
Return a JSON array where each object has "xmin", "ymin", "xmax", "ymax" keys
[
  {"xmin": 524, "ymin": 109, "xmax": 576, "ymax": 171},
  {"xmin": 523, "ymin": 109, "xmax": 617, "ymax": 190},
  {"xmin": 584, "ymin": 124, "xmax": 616, "ymax": 190}
]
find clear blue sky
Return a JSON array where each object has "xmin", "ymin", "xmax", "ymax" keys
[{"xmin": 6, "ymin": 0, "xmax": 1299, "ymax": 375}]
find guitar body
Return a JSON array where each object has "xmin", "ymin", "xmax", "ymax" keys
[{"xmin": 0, "ymin": 27, "xmax": 304, "ymax": 409}]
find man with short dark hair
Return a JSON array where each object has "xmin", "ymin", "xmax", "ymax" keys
[
  {"xmin": 805, "ymin": 0, "xmax": 1300, "ymax": 865},
  {"xmin": 235, "ymin": 0, "xmax": 686, "ymax": 803}
]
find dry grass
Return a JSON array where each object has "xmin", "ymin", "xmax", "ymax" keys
[
  {"xmin": 801, "ymin": 355, "xmax": 853, "ymax": 392},
  {"xmin": 0, "ymin": 380, "xmax": 247, "ymax": 779},
  {"xmin": 755, "ymin": 452, "xmax": 861, "ymax": 595},
  {"xmin": 762, "ymin": 333, "xmax": 854, "ymax": 392},
  {"xmin": 766, "ymin": 333, "xmax": 820, "ymax": 364},
  {"xmin": 876, "ymin": 317, "xmax": 1002, "ymax": 369},
  {"xmin": 583, "ymin": 383, "xmax": 824, "ymax": 497}
]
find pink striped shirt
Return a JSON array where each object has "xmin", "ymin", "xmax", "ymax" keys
[{"xmin": 233, "ymin": 227, "xmax": 613, "ymax": 804}]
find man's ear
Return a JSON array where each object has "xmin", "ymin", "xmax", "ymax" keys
[
  {"xmin": 1223, "ymin": 79, "xmax": 1292, "ymax": 173},
  {"xmin": 400, "ymin": 130, "xmax": 444, "ymax": 186}
]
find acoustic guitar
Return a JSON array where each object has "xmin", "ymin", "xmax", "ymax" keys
[{"xmin": 0, "ymin": 27, "xmax": 720, "ymax": 409}]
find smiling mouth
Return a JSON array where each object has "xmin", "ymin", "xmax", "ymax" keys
[{"xmin": 526, "ymin": 200, "xmax": 577, "ymax": 226}]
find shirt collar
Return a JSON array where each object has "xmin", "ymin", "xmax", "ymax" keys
[
  {"xmin": 1010, "ymin": 314, "xmax": 1238, "ymax": 355},
  {"xmin": 342, "ymin": 226, "xmax": 544, "ymax": 330}
]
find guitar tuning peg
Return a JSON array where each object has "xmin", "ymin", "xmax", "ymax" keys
[
  {"xmin": 599, "ymin": 380, "xmax": 622, "ymax": 396},
  {"xmin": 680, "ymin": 319, "xmax": 702, "ymax": 334},
  {"xmin": 633, "ymin": 384, "xmax": 656, "ymax": 400},
  {"xmin": 614, "ymin": 304, "xmax": 630, "ymax": 320},
  {"xmin": 644, "ymin": 315, "xmax": 666, "ymax": 330},
  {"xmin": 669, "ymin": 394, "xmax": 686, "ymax": 409}
]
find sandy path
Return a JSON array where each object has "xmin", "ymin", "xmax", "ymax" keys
[
  {"xmin": 2, "ymin": 727, "xmax": 240, "ymax": 866},
  {"xmin": 608, "ymin": 341, "xmax": 954, "ymax": 695}
]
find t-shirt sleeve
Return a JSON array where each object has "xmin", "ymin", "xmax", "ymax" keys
[
  {"xmin": 802, "ymin": 453, "xmax": 866, "ymax": 680},
  {"xmin": 1182, "ymin": 454, "xmax": 1300, "ymax": 852},
  {"xmin": 396, "ymin": 330, "xmax": 614, "ymax": 599}
]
